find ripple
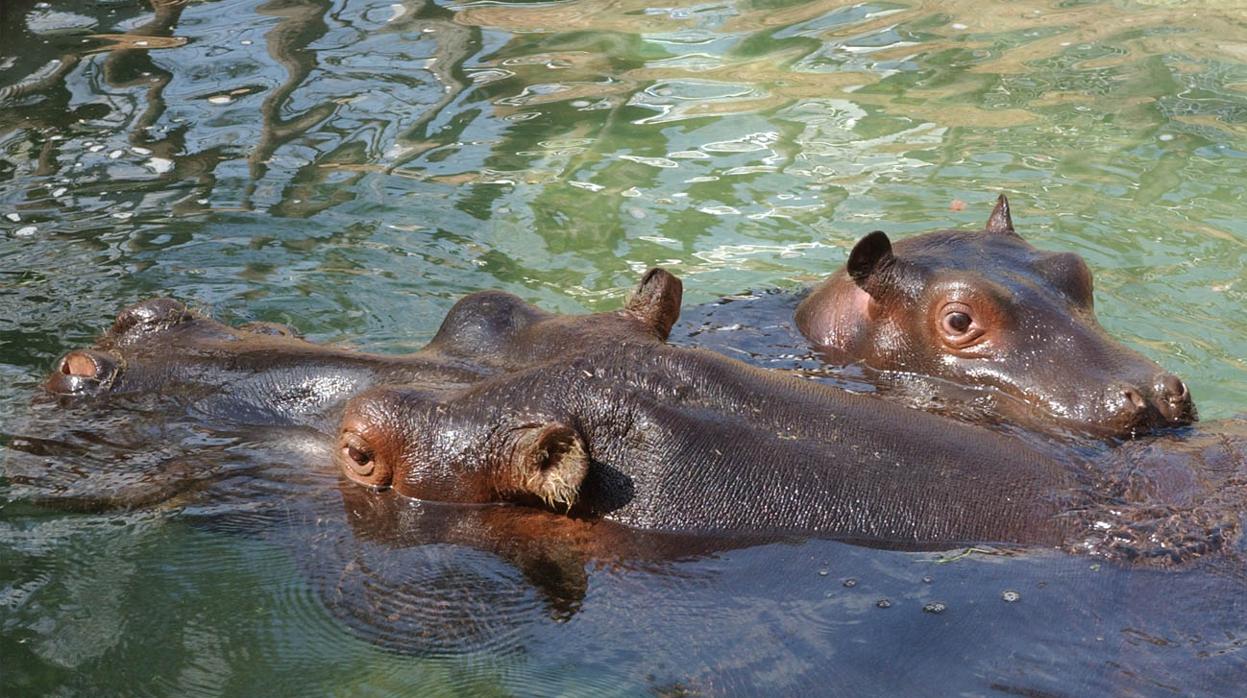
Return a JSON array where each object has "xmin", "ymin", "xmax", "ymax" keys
[{"xmin": 3, "ymin": 0, "xmax": 1247, "ymax": 693}]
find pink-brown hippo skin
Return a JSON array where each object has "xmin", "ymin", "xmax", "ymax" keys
[{"xmin": 794, "ymin": 195, "xmax": 1196, "ymax": 437}]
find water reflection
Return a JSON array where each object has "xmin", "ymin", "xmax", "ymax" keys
[
  {"xmin": 2, "ymin": 0, "xmax": 1247, "ymax": 693},
  {"xmin": 6, "ymin": 412, "xmax": 1247, "ymax": 693}
]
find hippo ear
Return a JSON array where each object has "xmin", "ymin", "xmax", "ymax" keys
[
  {"xmin": 985, "ymin": 193, "xmax": 1016, "ymax": 235},
  {"xmin": 514, "ymin": 423, "xmax": 589, "ymax": 511},
  {"xmin": 846, "ymin": 231, "xmax": 899, "ymax": 300},
  {"xmin": 625, "ymin": 268, "xmax": 683, "ymax": 340}
]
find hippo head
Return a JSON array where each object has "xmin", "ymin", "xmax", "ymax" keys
[
  {"xmin": 43, "ymin": 297, "xmax": 313, "ymax": 399},
  {"xmin": 335, "ymin": 385, "xmax": 588, "ymax": 510},
  {"xmin": 795, "ymin": 196, "xmax": 1196, "ymax": 437},
  {"xmin": 44, "ymin": 298, "xmax": 201, "ymax": 396},
  {"xmin": 423, "ymin": 267, "xmax": 683, "ymax": 367}
]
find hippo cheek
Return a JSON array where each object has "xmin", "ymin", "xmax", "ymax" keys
[{"xmin": 45, "ymin": 350, "xmax": 122, "ymax": 395}]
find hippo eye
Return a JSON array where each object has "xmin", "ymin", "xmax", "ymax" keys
[
  {"xmin": 938, "ymin": 302, "xmax": 986, "ymax": 348},
  {"xmin": 344, "ymin": 443, "xmax": 374, "ymax": 476},
  {"xmin": 338, "ymin": 430, "xmax": 390, "ymax": 487},
  {"xmin": 944, "ymin": 312, "xmax": 972, "ymax": 335}
]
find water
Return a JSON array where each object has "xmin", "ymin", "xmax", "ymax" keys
[{"xmin": 2, "ymin": 0, "xmax": 1246, "ymax": 693}]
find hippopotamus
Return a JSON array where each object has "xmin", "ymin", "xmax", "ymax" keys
[
  {"xmin": 11, "ymin": 270, "xmax": 681, "ymax": 509},
  {"xmin": 332, "ymin": 333, "xmax": 1235, "ymax": 561},
  {"xmin": 790, "ymin": 196, "xmax": 1195, "ymax": 436},
  {"xmin": 41, "ymin": 269, "xmax": 683, "ymax": 431},
  {"xmin": 29, "ymin": 267, "xmax": 1234, "ymax": 561}
]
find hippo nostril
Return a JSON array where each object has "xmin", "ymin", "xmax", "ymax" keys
[
  {"xmin": 1160, "ymin": 374, "xmax": 1187, "ymax": 399},
  {"xmin": 1122, "ymin": 387, "xmax": 1147, "ymax": 411},
  {"xmin": 46, "ymin": 350, "xmax": 120, "ymax": 395},
  {"xmin": 62, "ymin": 352, "xmax": 101, "ymax": 378}
]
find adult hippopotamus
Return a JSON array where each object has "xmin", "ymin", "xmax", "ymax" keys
[
  {"xmin": 18, "ymin": 267, "xmax": 1238, "ymax": 563},
  {"xmin": 41, "ymin": 269, "xmax": 683, "ymax": 431},
  {"xmin": 13, "ymin": 270, "xmax": 681, "ymax": 508},
  {"xmin": 331, "ymin": 336, "xmax": 1233, "ymax": 562},
  {"xmin": 790, "ymin": 195, "xmax": 1196, "ymax": 436}
]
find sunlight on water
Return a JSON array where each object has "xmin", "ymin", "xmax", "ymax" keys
[{"xmin": 1, "ymin": 0, "xmax": 1245, "ymax": 694}]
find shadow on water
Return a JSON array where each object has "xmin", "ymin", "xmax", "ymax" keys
[{"xmin": 2, "ymin": 0, "xmax": 1247, "ymax": 694}]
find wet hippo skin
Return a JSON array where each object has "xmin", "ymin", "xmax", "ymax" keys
[
  {"xmin": 334, "ymin": 339, "xmax": 1240, "ymax": 563},
  {"xmin": 28, "ymin": 269, "xmax": 1237, "ymax": 563},
  {"xmin": 796, "ymin": 195, "xmax": 1196, "ymax": 434},
  {"xmin": 40, "ymin": 269, "xmax": 683, "ymax": 432},
  {"xmin": 13, "ymin": 270, "xmax": 681, "ymax": 509}
]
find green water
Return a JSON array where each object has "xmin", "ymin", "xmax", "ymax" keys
[{"xmin": 2, "ymin": 0, "xmax": 1246, "ymax": 694}]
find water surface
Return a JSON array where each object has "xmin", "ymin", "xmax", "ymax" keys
[{"xmin": 2, "ymin": 0, "xmax": 1246, "ymax": 693}]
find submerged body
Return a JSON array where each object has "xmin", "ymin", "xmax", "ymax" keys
[
  {"xmin": 14, "ymin": 271, "xmax": 681, "ymax": 507},
  {"xmin": 25, "ymin": 269, "xmax": 1235, "ymax": 560}
]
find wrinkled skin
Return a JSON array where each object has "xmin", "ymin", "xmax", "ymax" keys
[
  {"xmin": 25, "ymin": 268, "xmax": 1235, "ymax": 562},
  {"xmin": 337, "ymin": 344, "xmax": 1075, "ymax": 547},
  {"xmin": 794, "ymin": 195, "xmax": 1196, "ymax": 437},
  {"xmin": 40, "ymin": 269, "xmax": 682, "ymax": 432},
  {"xmin": 335, "ymin": 338, "xmax": 1237, "ymax": 560}
]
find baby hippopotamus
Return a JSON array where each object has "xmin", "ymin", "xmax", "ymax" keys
[{"xmin": 794, "ymin": 195, "xmax": 1196, "ymax": 436}]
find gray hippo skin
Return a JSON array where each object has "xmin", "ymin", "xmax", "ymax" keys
[
  {"xmin": 24, "ymin": 269, "xmax": 1236, "ymax": 562},
  {"xmin": 40, "ymin": 269, "xmax": 683, "ymax": 432},
  {"xmin": 11, "ymin": 271, "xmax": 682, "ymax": 508},
  {"xmin": 787, "ymin": 196, "xmax": 1196, "ymax": 436},
  {"xmin": 332, "ymin": 334, "xmax": 1238, "ymax": 562}
]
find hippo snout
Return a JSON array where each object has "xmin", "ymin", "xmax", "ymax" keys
[
  {"xmin": 1152, "ymin": 372, "xmax": 1195, "ymax": 423},
  {"xmin": 45, "ymin": 349, "xmax": 120, "ymax": 395},
  {"xmin": 1108, "ymin": 373, "xmax": 1196, "ymax": 434}
]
